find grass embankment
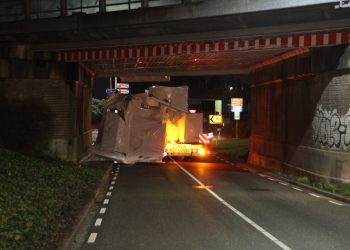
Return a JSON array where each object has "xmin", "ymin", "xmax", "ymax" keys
[
  {"xmin": 289, "ymin": 175, "xmax": 350, "ymax": 198},
  {"xmin": 0, "ymin": 149, "xmax": 105, "ymax": 250},
  {"xmin": 211, "ymin": 138, "xmax": 249, "ymax": 162}
]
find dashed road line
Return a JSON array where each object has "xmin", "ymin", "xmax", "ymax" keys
[
  {"xmin": 113, "ymin": 176, "xmax": 117, "ymax": 180},
  {"xmin": 95, "ymin": 218, "xmax": 103, "ymax": 227},
  {"xmin": 103, "ymin": 199, "xmax": 109, "ymax": 205},
  {"xmin": 87, "ymin": 233, "xmax": 98, "ymax": 243},
  {"xmin": 106, "ymin": 192, "xmax": 112, "ymax": 196},
  {"xmin": 268, "ymin": 177, "xmax": 276, "ymax": 181},
  {"xmin": 328, "ymin": 200, "xmax": 343, "ymax": 206},
  {"xmin": 292, "ymin": 187, "xmax": 303, "ymax": 191},
  {"xmin": 309, "ymin": 193, "xmax": 321, "ymax": 198},
  {"xmin": 279, "ymin": 182, "xmax": 288, "ymax": 186},
  {"xmin": 111, "ymin": 181, "xmax": 116, "ymax": 185},
  {"xmin": 99, "ymin": 207, "xmax": 106, "ymax": 214}
]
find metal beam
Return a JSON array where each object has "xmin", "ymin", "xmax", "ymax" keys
[
  {"xmin": 141, "ymin": 0, "xmax": 149, "ymax": 8},
  {"xmin": 61, "ymin": 0, "xmax": 67, "ymax": 17},
  {"xmin": 25, "ymin": 0, "xmax": 31, "ymax": 20},
  {"xmin": 99, "ymin": 0, "xmax": 106, "ymax": 13}
]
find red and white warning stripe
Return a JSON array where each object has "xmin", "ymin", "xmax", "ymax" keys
[
  {"xmin": 199, "ymin": 133, "xmax": 211, "ymax": 144},
  {"xmin": 56, "ymin": 31, "xmax": 350, "ymax": 62}
]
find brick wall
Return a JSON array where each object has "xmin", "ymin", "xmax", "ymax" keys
[{"xmin": 0, "ymin": 54, "xmax": 93, "ymax": 162}]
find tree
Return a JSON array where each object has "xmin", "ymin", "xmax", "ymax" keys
[{"xmin": 91, "ymin": 98, "xmax": 105, "ymax": 124}]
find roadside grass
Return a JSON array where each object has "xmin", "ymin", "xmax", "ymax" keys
[
  {"xmin": 211, "ymin": 138, "xmax": 249, "ymax": 162},
  {"xmin": 288, "ymin": 175, "xmax": 350, "ymax": 198},
  {"xmin": 0, "ymin": 149, "xmax": 105, "ymax": 250}
]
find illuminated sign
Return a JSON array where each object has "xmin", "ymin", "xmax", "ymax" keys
[
  {"xmin": 209, "ymin": 115, "xmax": 223, "ymax": 124},
  {"xmin": 117, "ymin": 89, "xmax": 130, "ymax": 94},
  {"xmin": 115, "ymin": 83, "xmax": 129, "ymax": 89},
  {"xmin": 231, "ymin": 98, "xmax": 243, "ymax": 113}
]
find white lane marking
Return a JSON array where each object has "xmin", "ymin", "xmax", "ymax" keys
[
  {"xmin": 279, "ymin": 182, "xmax": 288, "ymax": 186},
  {"xmin": 99, "ymin": 207, "xmax": 106, "ymax": 214},
  {"xmin": 268, "ymin": 178, "xmax": 276, "ymax": 181},
  {"xmin": 329, "ymin": 200, "xmax": 343, "ymax": 206},
  {"xmin": 114, "ymin": 173, "xmax": 118, "ymax": 176},
  {"xmin": 309, "ymin": 193, "xmax": 321, "ymax": 198},
  {"xmin": 109, "ymin": 186, "xmax": 114, "ymax": 190},
  {"xmin": 113, "ymin": 176, "xmax": 117, "ymax": 180},
  {"xmin": 95, "ymin": 218, "xmax": 103, "ymax": 227},
  {"xmin": 172, "ymin": 160, "xmax": 291, "ymax": 250},
  {"xmin": 103, "ymin": 199, "xmax": 109, "ymax": 205},
  {"xmin": 292, "ymin": 187, "xmax": 303, "ymax": 191},
  {"xmin": 111, "ymin": 181, "xmax": 116, "ymax": 185},
  {"xmin": 87, "ymin": 233, "xmax": 98, "ymax": 243},
  {"xmin": 259, "ymin": 174, "xmax": 267, "ymax": 177},
  {"xmin": 106, "ymin": 192, "xmax": 112, "ymax": 196}
]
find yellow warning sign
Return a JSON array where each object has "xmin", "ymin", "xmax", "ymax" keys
[{"xmin": 209, "ymin": 115, "xmax": 223, "ymax": 124}]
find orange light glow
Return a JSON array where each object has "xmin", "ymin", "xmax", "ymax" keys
[
  {"xmin": 198, "ymin": 149, "xmax": 206, "ymax": 156},
  {"xmin": 193, "ymin": 185, "xmax": 214, "ymax": 189}
]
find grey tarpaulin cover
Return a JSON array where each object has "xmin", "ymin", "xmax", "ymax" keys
[{"xmin": 92, "ymin": 85, "xmax": 188, "ymax": 164}]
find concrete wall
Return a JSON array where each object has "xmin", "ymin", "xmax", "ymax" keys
[
  {"xmin": 249, "ymin": 45, "xmax": 350, "ymax": 182},
  {"xmin": 0, "ymin": 47, "xmax": 92, "ymax": 162}
]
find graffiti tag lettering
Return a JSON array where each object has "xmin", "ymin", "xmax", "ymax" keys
[{"xmin": 312, "ymin": 105, "xmax": 350, "ymax": 150}]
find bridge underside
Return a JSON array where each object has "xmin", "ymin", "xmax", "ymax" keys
[{"xmin": 56, "ymin": 31, "xmax": 349, "ymax": 78}]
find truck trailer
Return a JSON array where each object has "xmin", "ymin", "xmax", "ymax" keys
[{"xmin": 92, "ymin": 85, "xmax": 209, "ymax": 164}]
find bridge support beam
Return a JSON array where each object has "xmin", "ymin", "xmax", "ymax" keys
[
  {"xmin": 249, "ymin": 45, "xmax": 350, "ymax": 182},
  {"xmin": 99, "ymin": 0, "xmax": 106, "ymax": 13},
  {"xmin": 141, "ymin": 0, "xmax": 149, "ymax": 8},
  {"xmin": 60, "ymin": 0, "xmax": 67, "ymax": 17}
]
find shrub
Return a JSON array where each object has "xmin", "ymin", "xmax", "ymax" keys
[{"xmin": 0, "ymin": 149, "xmax": 105, "ymax": 249}]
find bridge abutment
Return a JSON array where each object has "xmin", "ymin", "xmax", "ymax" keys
[
  {"xmin": 249, "ymin": 45, "xmax": 350, "ymax": 182},
  {"xmin": 0, "ymin": 45, "xmax": 93, "ymax": 162}
]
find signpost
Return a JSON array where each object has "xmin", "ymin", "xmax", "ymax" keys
[{"xmin": 231, "ymin": 98, "xmax": 243, "ymax": 138}]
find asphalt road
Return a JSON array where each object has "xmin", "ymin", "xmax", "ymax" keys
[{"xmin": 81, "ymin": 156, "xmax": 350, "ymax": 250}]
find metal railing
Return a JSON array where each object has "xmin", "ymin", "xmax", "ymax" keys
[{"xmin": 0, "ymin": 0, "xmax": 185, "ymax": 22}]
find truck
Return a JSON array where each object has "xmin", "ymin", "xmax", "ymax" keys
[{"xmin": 92, "ymin": 85, "xmax": 210, "ymax": 164}]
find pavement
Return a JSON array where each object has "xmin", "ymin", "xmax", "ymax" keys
[{"xmin": 66, "ymin": 154, "xmax": 350, "ymax": 250}]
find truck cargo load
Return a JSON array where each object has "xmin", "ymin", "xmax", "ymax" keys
[{"xmin": 92, "ymin": 85, "xmax": 208, "ymax": 164}]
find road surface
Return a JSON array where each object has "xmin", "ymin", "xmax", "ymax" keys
[{"xmin": 81, "ymin": 156, "xmax": 350, "ymax": 250}]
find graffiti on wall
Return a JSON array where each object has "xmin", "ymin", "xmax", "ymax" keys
[{"xmin": 312, "ymin": 105, "xmax": 350, "ymax": 150}]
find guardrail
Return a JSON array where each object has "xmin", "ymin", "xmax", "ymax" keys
[{"xmin": 0, "ymin": 0, "xmax": 184, "ymax": 23}]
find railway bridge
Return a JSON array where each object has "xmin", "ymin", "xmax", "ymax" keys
[{"xmin": 0, "ymin": 0, "xmax": 350, "ymax": 180}]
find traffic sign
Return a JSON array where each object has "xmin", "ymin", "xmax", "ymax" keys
[
  {"xmin": 105, "ymin": 88, "xmax": 117, "ymax": 94},
  {"xmin": 231, "ymin": 98, "xmax": 243, "ymax": 106},
  {"xmin": 234, "ymin": 111, "xmax": 240, "ymax": 120},
  {"xmin": 209, "ymin": 115, "xmax": 223, "ymax": 124},
  {"xmin": 115, "ymin": 83, "xmax": 129, "ymax": 89},
  {"xmin": 117, "ymin": 88, "xmax": 130, "ymax": 94},
  {"xmin": 231, "ymin": 98, "xmax": 243, "ymax": 113}
]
